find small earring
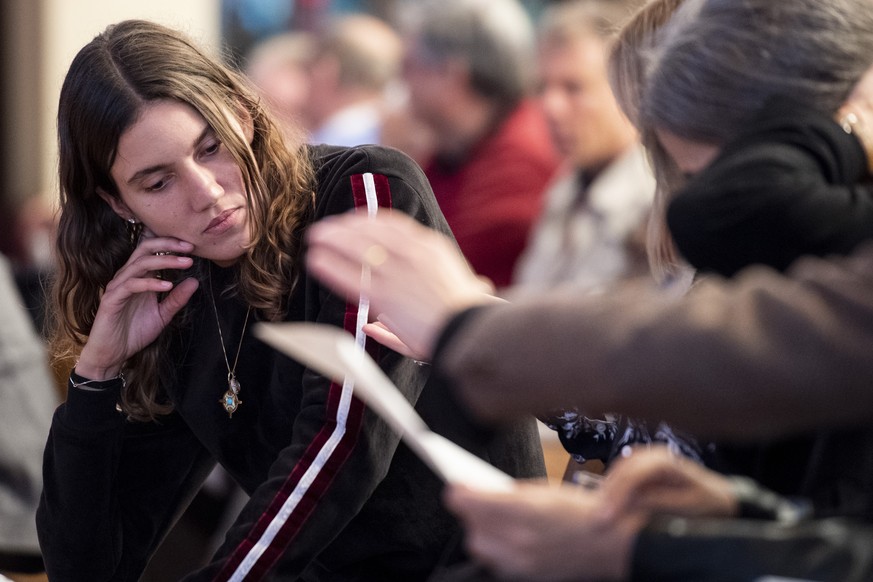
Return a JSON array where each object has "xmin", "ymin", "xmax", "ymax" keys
[{"xmin": 125, "ymin": 217, "xmax": 143, "ymax": 245}]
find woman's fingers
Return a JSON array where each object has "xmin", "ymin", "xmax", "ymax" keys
[
  {"xmin": 104, "ymin": 238, "xmax": 194, "ymax": 295},
  {"xmin": 103, "ymin": 253, "xmax": 194, "ymax": 304},
  {"xmin": 78, "ymin": 238, "xmax": 198, "ymax": 377},
  {"xmin": 158, "ymin": 277, "xmax": 200, "ymax": 322}
]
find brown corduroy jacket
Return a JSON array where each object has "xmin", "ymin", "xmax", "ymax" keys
[{"xmin": 436, "ymin": 242, "xmax": 873, "ymax": 443}]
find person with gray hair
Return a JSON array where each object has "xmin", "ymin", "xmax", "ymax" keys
[
  {"xmin": 400, "ymin": 0, "xmax": 560, "ymax": 289},
  {"xmin": 626, "ymin": 0, "xmax": 873, "ymax": 520},
  {"xmin": 641, "ymin": 0, "xmax": 873, "ymax": 277},
  {"xmin": 610, "ymin": 0, "xmax": 873, "ymax": 284}
]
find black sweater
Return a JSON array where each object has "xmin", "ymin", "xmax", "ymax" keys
[
  {"xmin": 668, "ymin": 97, "xmax": 873, "ymax": 277},
  {"xmin": 37, "ymin": 145, "xmax": 545, "ymax": 581}
]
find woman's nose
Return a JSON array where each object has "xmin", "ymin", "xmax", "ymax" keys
[{"xmin": 190, "ymin": 164, "xmax": 224, "ymax": 210}]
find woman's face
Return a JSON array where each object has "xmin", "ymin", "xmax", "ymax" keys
[{"xmin": 105, "ymin": 99, "xmax": 251, "ymax": 266}]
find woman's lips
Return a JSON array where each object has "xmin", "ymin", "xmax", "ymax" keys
[{"xmin": 204, "ymin": 208, "xmax": 240, "ymax": 234}]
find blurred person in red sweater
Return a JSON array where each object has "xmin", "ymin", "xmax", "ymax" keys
[{"xmin": 399, "ymin": 0, "xmax": 560, "ymax": 289}]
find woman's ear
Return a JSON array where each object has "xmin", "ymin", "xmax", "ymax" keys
[{"xmin": 96, "ymin": 188, "xmax": 136, "ymax": 222}]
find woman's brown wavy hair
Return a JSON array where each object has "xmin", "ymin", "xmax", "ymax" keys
[{"xmin": 50, "ymin": 20, "xmax": 315, "ymax": 421}]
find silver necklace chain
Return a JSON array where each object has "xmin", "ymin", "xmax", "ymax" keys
[{"xmin": 208, "ymin": 264, "xmax": 251, "ymax": 418}]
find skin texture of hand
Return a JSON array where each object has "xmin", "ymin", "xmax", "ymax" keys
[
  {"xmin": 306, "ymin": 211, "xmax": 500, "ymax": 360},
  {"xmin": 599, "ymin": 446, "xmax": 738, "ymax": 522},
  {"xmin": 838, "ymin": 62, "xmax": 873, "ymax": 172},
  {"xmin": 75, "ymin": 236, "xmax": 199, "ymax": 380},
  {"xmin": 444, "ymin": 482, "xmax": 645, "ymax": 581}
]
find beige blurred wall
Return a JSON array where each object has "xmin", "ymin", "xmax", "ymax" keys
[{"xmin": 2, "ymin": 0, "xmax": 220, "ymax": 208}]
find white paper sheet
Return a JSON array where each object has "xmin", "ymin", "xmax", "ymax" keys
[{"xmin": 254, "ymin": 322, "xmax": 515, "ymax": 492}]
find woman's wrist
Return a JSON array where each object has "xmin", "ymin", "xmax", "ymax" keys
[
  {"xmin": 70, "ymin": 369, "xmax": 125, "ymax": 391},
  {"xmin": 75, "ymin": 344, "xmax": 124, "ymax": 381},
  {"xmin": 73, "ymin": 360, "xmax": 124, "ymax": 383}
]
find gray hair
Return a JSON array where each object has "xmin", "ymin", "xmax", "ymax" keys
[
  {"xmin": 642, "ymin": 0, "xmax": 873, "ymax": 145},
  {"xmin": 402, "ymin": 0, "xmax": 536, "ymax": 104}
]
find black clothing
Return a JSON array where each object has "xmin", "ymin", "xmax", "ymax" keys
[
  {"xmin": 635, "ymin": 516, "xmax": 873, "ymax": 581},
  {"xmin": 668, "ymin": 97, "xmax": 873, "ymax": 278},
  {"xmin": 37, "ymin": 145, "xmax": 545, "ymax": 581}
]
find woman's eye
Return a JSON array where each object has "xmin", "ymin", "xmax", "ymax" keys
[
  {"xmin": 146, "ymin": 178, "xmax": 167, "ymax": 192},
  {"xmin": 203, "ymin": 141, "xmax": 222, "ymax": 155}
]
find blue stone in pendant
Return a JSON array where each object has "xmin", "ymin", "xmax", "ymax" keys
[{"xmin": 221, "ymin": 389, "xmax": 241, "ymax": 418}]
